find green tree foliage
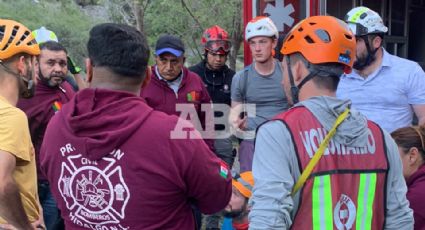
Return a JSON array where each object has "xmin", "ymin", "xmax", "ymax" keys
[
  {"xmin": 143, "ymin": 0, "xmax": 243, "ymax": 68},
  {"xmin": 0, "ymin": 0, "xmax": 244, "ymax": 70},
  {"xmin": 102, "ymin": 0, "xmax": 243, "ymax": 69},
  {"xmin": 0, "ymin": 0, "xmax": 104, "ymax": 68}
]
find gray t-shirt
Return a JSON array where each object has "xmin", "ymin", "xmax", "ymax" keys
[{"xmin": 231, "ymin": 60, "xmax": 288, "ymax": 131}]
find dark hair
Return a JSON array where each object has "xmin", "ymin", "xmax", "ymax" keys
[
  {"xmin": 39, "ymin": 41, "xmax": 68, "ymax": 54},
  {"xmin": 87, "ymin": 23, "xmax": 150, "ymax": 79},
  {"xmin": 311, "ymin": 63, "xmax": 343, "ymax": 91},
  {"xmin": 391, "ymin": 126, "xmax": 425, "ymax": 160}
]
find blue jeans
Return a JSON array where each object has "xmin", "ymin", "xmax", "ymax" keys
[{"xmin": 38, "ymin": 181, "xmax": 64, "ymax": 230}]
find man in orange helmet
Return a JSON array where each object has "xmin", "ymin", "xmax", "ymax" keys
[
  {"xmin": 249, "ymin": 16, "xmax": 413, "ymax": 229},
  {"xmin": 0, "ymin": 19, "xmax": 44, "ymax": 229},
  {"xmin": 223, "ymin": 171, "xmax": 254, "ymax": 230}
]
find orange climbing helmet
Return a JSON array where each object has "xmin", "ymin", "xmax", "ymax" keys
[
  {"xmin": 0, "ymin": 19, "xmax": 40, "ymax": 61},
  {"xmin": 281, "ymin": 16, "xmax": 356, "ymax": 72},
  {"xmin": 201, "ymin": 25, "xmax": 231, "ymax": 54},
  {"xmin": 232, "ymin": 171, "xmax": 254, "ymax": 198}
]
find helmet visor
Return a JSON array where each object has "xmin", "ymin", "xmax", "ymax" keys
[
  {"xmin": 347, "ymin": 23, "xmax": 368, "ymax": 36},
  {"xmin": 205, "ymin": 40, "xmax": 231, "ymax": 53}
]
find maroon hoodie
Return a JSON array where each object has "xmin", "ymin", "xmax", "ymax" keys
[
  {"xmin": 39, "ymin": 88, "xmax": 231, "ymax": 229},
  {"xmin": 17, "ymin": 80, "xmax": 75, "ymax": 181},
  {"xmin": 407, "ymin": 164, "xmax": 425, "ymax": 229},
  {"xmin": 141, "ymin": 66, "xmax": 215, "ymax": 151}
]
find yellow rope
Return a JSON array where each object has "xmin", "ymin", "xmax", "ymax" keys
[{"xmin": 291, "ymin": 107, "xmax": 350, "ymax": 196}]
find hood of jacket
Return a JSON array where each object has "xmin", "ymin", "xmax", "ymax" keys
[
  {"xmin": 299, "ymin": 96, "xmax": 369, "ymax": 147},
  {"xmin": 60, "ymin": 88, "xmax": 153, "ymax": 160}
]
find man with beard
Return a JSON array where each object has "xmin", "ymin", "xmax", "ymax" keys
[
  {"xmin": 337, "ymin": 6, "xmax": 425, "ymax": 133},
  {"xmin": 0, "ymin": 19, "xmax": 44, "ymax": 229},
  {"xmin": 18, "ymin": 41, "xmax": 76, "ymax": 230},
  {"xmin": 229, "ymin": 16, "xmax": 288, "ymax": 173},
  {"xmin": 222, "ymin": 171, "xmax": 254, "ymax": 230},
  {"xmin": 32, "ymin": 26, "xmax": 86, "ymax": 91}
]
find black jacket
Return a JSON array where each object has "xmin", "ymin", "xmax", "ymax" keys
[{"xmin": 189, "ymin": 60, "xmax": 235, "ymax": 106}]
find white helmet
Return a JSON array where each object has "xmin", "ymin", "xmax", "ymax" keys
[
  {"xmin": 32, "ymin": 26, "xmax": 59, "ymax": 44},
  {"xmin": 245, "ymin": 16, "xmax": 279, "ymax": 41},
  {"xmin": 345, "ymin": 6, "xmax": 388, "ymax": 36}
]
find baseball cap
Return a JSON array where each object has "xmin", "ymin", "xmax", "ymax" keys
[{"xmin": 155, "ymin": 34, "xmax": 185, "ymax": 57}]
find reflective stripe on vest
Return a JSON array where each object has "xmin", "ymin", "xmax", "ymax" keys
[
  {"xmin": 312, "ymin": 175, "xmax": 333, "ymax": 230},
  {"xmin": 356, "ymin": 173, "xmax": 377, "ymax": 230},
  {"xmin": 273, "ymin": 106, "xmax": 388, "ymax": 229},
  {"xmin": 311, "ymin": 173, "xmax": 378, "ymax": 230}
]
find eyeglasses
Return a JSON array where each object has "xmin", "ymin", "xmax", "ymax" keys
[{"xmin": 205, "ymin": 40, "xmax": 231, "ymax": 53}]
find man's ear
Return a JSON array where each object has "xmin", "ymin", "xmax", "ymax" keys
[
  {"xmin": 292, "ymin": 59, "xmax": 306, "ymax": 84},
  {"xmin": 372, "ymin": 35, "xmax": 383, "ymax": 49},
  {"xmin": 141, "ymin": 67, "xmax": 151, "ymax": 88},
  {"xmin": 85, "ymin": 58, "xmax": 93, "ymax": 83},
  {"xmin": 16, "ymin": 55, "xmax": 27, "ymax": 75},
  {"xmin": 271, "ymin": 38, "xmax": 278, "ymax": 49}
]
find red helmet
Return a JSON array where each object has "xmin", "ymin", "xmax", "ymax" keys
[{"xmin": 201, "ymin": 25, "xmax": 231, "ymax": 54}]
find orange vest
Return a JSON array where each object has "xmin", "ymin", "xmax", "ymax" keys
[{"xmin": 274, "ymin": 106, "xmax": 388, "ymax": 230}]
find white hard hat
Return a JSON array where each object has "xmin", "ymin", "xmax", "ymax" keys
[
  {"xmin": 345, "ymin": 6, "xmax": 388, "ymax": 36},
  {"xmin": 32, "ymin": 26, "xmax": 59, "ymax": 44},
  {"xmin": 245, "ymin": 16, "xmax": 279, "ymax": 41}
]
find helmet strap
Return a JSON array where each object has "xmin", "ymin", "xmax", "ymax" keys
[
  {"xmin": 0, "ymin": 61, "xmax": 34, "ymax": 98},
  {"xmin": 297, "ymin": 71, "xmax": 317, "ymax": 91},
  {"xmin": 286, "ymin": 56, "xmax": 299, "ymax": 105},
  {"xmin": 356, "ymin": 35, "xmax": 379, "ymax": 70},
  {"xmin": 286, "ymin": 55, "xmax": 320, "ymax": 105},
  {"xmin": 365, "ymin": 35, "xmax": 378, "ymax": 56}
]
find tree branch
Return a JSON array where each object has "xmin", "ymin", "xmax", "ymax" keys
[
  {"xmin": 142, "ymin": 0, "xmax": 151, "ymax": 10},
  {"xmin": 180, "ymin": 0, "xmax": 204, "ymax": 32}
]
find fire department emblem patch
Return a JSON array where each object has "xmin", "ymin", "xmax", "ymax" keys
[
  {"xmin": 59, "ymin": 154, "xmax": 130, "ymax": 229},
  {"xmin": 334, "ymin": 194, "xmax": 356, "ymax": 230}
]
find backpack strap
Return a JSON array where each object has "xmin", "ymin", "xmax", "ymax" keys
[{"xmin": 239, "ymin": 65, "xmax": 251, "ymax": 115}]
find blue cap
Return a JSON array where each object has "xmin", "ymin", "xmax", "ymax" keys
[
  {"xmin": 155, "ymin": 48, "xmax": 183, "ymax": 57},
  {"xmin": 155, "ymin": 34, "xmax": 185, "ymax": 57}
]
